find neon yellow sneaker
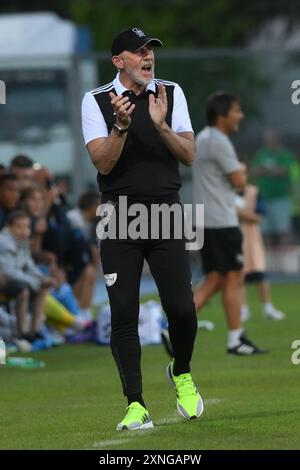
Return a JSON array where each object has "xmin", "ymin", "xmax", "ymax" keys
[
  {"xmin": 167, "ymin": 361, "xmax": 204, "ymax": 420},
  {"xmin": 116, "ymin": 402, "xmax": 154, "ymax": 430}
]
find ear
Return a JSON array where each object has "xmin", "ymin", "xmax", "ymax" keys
[{"xmin": 112, "ymin": 55, "xmax": 124, "ymax": 70}]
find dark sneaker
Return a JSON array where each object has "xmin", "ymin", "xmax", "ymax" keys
[{"xmin": 227, "ymin": 333, "xmax": 269, "ymax": 355}]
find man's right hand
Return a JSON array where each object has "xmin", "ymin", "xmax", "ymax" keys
[
  {"xmin": 109, "ymin": 92, "xmax": 135, "ymax": 129},
  {"xmin": 86, "ymin": 93, "xmax": 135, "ymax": 176}
]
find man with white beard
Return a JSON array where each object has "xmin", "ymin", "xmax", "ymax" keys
[{"xmin": 81, "ymin": 28, "xmax": 203, "ymax": 430}]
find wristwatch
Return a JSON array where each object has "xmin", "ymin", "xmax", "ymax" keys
[{"xmin": 113, "ymin": 123, "xmax": 129, "ymax": 135}]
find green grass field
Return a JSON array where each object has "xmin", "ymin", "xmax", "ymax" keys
[{"xmin": 1, "ymin": 282, "xmax": 300, "ymax": 450}]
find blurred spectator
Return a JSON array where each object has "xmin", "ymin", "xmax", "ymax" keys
[
  {"xmin": 32, "ymin": 167, "xmax": 97, "ymax": 316},
  {"xmin": 50, "ymin": 264, "xmax": 80, "ymax": 316},
  {"xmin": 0, "ymin": 164, "xmax": 98, "ymax": 347},
  {"xmin": 235, "ymin": 184, "xmax": 285, "ymax": 321},
  {"xmin": 56, "ymin": 176, "xmax": 72, "ymax": 210},
  {"xmin": 10, "ymin": 154, "xmax": 34, "ymax": 190},
  {"xmin": 252, "ymin": 129, "xmax": 296, "ymax": 245},
  {"xmin": 20, "ymin": 185, "xmax": 46, "ymax": 220},
  {"xmin": 65, "ymin": 191, "xmax": 100, "ymax": 317},
  {"xmin": 67, "ymin": 189, "xmax": 100, "ymax": 263},
  {"xmin": 0, "ymin": 173, "xmax": 20, "ymax": 229},
  {"xmin": 33, "ymin": 166, "xmax": 71, "ymax": 263},
  {"xmin": 33, "ymin": 166, "xmax": 62, "ymax": 212},
  {"xmin": 67, "ymin": 190, "xmax": 100, "ymax": 234},
  {"xmin": 19, "ymin": 186, "xmax": 56, "ymax": 268},
  {"xmin": 0, "ymin": 303, "xmax": 17, "ymax": 343},
  {"xmin": 0, "ymin": 210, "xmax": 56, "ymax": 343},
  {"xmin": 0, "ymin": 164, "xmax": 6, "ymax": 176},
  {"xmin": 0, "ymin": 271, "xmax": 18, "ymax": 343},
  {"xmin": 43, "ymin": 264, "xmax": 93, "ymax": 336}
]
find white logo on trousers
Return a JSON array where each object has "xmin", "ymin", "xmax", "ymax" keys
[{"xmin": 104, "ymin": 273, "xmax": 118, "ymax": 287}]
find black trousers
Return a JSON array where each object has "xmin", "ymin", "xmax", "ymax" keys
[{"xmin": 99, "ymin": 196, "xmax": 197, "ymax": 397}]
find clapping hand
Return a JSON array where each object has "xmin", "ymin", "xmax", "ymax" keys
[
  {"xmin": 109, "ymin": 92, "xmax": 135, "ymax": 129},
  {"xmin": 149, "ymin": 83, "xmax": 167, "ymax": 127}
]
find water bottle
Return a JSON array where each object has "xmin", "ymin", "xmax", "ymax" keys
[
  {"xmin": 0, "ymin": 338, "xmax": 6, "ymax": 365},
  {"xmin": 6, "ymin": 357, "xmax": 45, "ymax": 369}
]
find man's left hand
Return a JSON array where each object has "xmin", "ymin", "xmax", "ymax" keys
[{"xmin": 149, "ymin": 83, "xmax": 167, "ymax": 127}]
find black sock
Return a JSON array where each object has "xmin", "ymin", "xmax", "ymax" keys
[
  {"xmin": 168, "ymin": 309, "xmax": 197, "ymax": 377},
  {"xmin": 127, "ymin": 394, "xmax": 146, "ymax": 408},
  {"xmin": 173, "ymin": 361, "xmax": 190, "ymax": 376}
]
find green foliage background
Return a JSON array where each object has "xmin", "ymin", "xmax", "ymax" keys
[{"xmin": 1, "ymin": 0, "xmax": 300, "ymax": 49}]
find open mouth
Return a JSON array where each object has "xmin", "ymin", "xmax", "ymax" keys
[{"xmin": 142, "ymin": 65, "xmax": 152, "ymax": 72}]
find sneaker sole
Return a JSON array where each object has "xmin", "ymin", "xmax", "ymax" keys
[
  {"xmin": 227, "ymin": 348, "xmax": 269, "ymax": 355},
  {"xmin": 166, "ymin": 363, "xmax": 204, "ymax": 420},
  {"xmin": 116, "ymin": 421, "xmax": 154, "ymax": 431},
  {"xmin": 265, "ymin": 314, "xmax": 285, "ymax": 321}
]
